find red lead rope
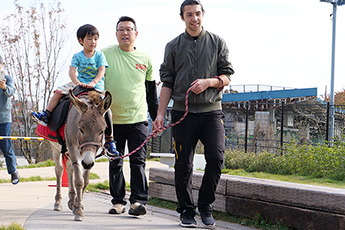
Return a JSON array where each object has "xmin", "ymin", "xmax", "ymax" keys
[{"xmin": 108, "ymin": 87, "xmax": 192, "ymax": 161}]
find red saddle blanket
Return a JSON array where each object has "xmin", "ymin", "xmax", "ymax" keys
[{"xmin": 35, "ymin": 123, "xmax": 65, "ymax": 142}]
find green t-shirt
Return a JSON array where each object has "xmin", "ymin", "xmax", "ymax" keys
[{"xmin": 102, "ymin": 45, "xmax": 154, "ymax": 124}]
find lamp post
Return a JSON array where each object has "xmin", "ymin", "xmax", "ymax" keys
[{"xmin": 320, "ymin": 0, "xmax": 344, "ymax": 141}]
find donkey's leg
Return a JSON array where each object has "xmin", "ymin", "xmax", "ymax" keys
[
  {"xmin": 73, "ymin": 163, "xmax": 85, "ymax": 221},
  {"xmin": 82, "ymin": 169, "xmax": 90, "ymax": 192},
  {"xmin": 66, "ymin": 159, "xmax": 76, "ymax": 211},
  {"xmin": 51, "ymin": 142, "xmax": 63, "ymax": 211}
]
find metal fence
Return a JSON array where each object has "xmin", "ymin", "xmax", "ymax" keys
[
  {"xmin": 149, "ymin": 100, "xmax": 345, "ymax": 154},
  {"xmin": 223, "ymin": 101, "xmax": 345, "ymax": 153}
]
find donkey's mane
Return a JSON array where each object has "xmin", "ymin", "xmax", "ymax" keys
[{"xmin": 87, "ymin": 91, "xmax": 102, "ymax": 106}]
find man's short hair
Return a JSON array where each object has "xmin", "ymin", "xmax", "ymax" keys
[
  {"xmin": 76, "ymin": 24, "xmax": 99, "ymax": 43},
  {"xmin": 180, "ymin": 0, "xmax": 204, "ymax": 17},
  {"xmin": 116, "ymin": 16, "xmax": 137, "ymax": 31}
]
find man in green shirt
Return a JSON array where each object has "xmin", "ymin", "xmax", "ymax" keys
[{"xmin": 102, "ymin": 16, "xmax": 158, "ymax": 216}]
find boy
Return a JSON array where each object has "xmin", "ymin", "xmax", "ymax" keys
[{"xmin": 31, "ymin": 24, "xmax": 118, "ymax": 155}]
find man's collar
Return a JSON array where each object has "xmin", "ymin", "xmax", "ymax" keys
[{"xmin": 184, "ymin": 27, "xmax": 206, "ymax": 40}]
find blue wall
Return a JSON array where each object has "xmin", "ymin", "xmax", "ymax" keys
[{"xmin": 222, "ymin": 88, "xmax": 317, "ymax": 102}]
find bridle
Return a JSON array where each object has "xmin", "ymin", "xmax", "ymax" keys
[{"xmin": 79, "ymin": 141, "xmax": 103, "ymax": 149}]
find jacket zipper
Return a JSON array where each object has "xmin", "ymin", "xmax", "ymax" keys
[{"xmin": 193, "ymin": 39, "xmax": 198, "ymax": 109}]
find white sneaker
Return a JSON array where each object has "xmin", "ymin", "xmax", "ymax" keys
[{"xmin": 108, "ymin": 203, "xmax": 125, "ymax": 214}]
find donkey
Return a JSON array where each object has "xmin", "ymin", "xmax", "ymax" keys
[{"xmin": 50, "ymin": 89, "xmax": 112, "ymax": 221}]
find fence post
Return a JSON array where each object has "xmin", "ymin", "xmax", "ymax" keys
[
  {"xmin": 245, "ymin": 101, "xmax": 249, "ymax": 153},
  {"xmin": 280, "ymin": 101, "xmax": 284, "ymax": 154},
  {"xmin": 326, "ymin": 102, "xmax": 330, "ymax": 143}
]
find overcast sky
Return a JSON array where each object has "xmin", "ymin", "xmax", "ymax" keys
[{"xmin": 2, "ymin": 0, "xmax": 345, "ymax": 97}]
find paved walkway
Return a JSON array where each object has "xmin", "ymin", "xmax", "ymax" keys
[{"xmin": 0, "ymin": 159, "xmax": 257, "ymax": 230}]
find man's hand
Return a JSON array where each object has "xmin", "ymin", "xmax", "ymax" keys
[
  {"xmin": 0, "ymin": 79, "xmax": 6, "ymax": 90},
  {"xmin": 152, "ymin": 114, "xmax": 166, "ymax": 138},
  {"xmin": 190, "ymin": 79, "xmax": 209, "ymax": 94}
]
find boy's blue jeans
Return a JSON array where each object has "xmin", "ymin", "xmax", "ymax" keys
[{"xmin": 0, "ymin": 122, "xmax": 17, "ymax": 174}]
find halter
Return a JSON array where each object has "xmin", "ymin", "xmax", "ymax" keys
[{"xmin": 79, "ymin": 141, "xmax": 103, "ymax": 149}]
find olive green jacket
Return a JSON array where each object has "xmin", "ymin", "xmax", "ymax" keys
[{"xmin": 160, "ymin": 27, "xmax": 234, "ymax": 113}]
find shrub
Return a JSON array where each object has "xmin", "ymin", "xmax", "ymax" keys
[{"xmin": 224, "ymin": 142, "xmax": 345, "ymax": 181}]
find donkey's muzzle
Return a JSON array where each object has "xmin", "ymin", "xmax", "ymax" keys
[{"xmin": 82, "ymin": 161, "xmax": 94, "ymax": 169}]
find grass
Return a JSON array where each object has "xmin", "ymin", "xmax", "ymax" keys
[
  {"xmin": 86, "ymin": 180, "xmax": 110, "ymax": 192},
  {"xmin": 0, "ymin": 160, "xmax": 56, "ymax": 171},
  {"xmin": 222, "ymin": 168, "xmax": 345, "ymax": 189},
  {"xmin": 17, "ymin": 160, "xmax": 55, "ymax": 169},
  {"xmin": 0, "ymin": 171, "xmax": 99, "ymax": 184},
  {"xmin": 0, "ymin": 223, "xmax": 25, "ymax": 230},
  {"xmin": 0, "ymin": 176, "xmax": 56, "ymax": 183},
  {"xmin": 85, "ymin": 180, "xmax": 131, "ymax": 193}
]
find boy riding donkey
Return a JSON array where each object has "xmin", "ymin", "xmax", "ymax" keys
[{"xmin": 31, "ymin": 24, "xmax": 118, "ymax": 155}]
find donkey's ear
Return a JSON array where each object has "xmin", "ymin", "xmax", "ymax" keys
[
  {"xmin": 98, "ymin": 90, "xmax": 112, "ymax": 115},
  {"xmin": 68, "ymin": 89, "xmax": 88, "ymax": 114}
]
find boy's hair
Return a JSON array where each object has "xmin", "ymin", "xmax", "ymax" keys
[
  {"xmin": 76, "ymin": 24, "xmax": 99, "ymax": 45},
  {"xmin": 180, "ymin": 0, "xmax": 204, "ymax": 18},
  {"xmin": 116, "ymin": 16, "xmax": 137, "ymax": 31}
]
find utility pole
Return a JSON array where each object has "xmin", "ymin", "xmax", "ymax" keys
[{"xmin": 320, "ymin": 0, "xmax": 344, "ymax": 141}]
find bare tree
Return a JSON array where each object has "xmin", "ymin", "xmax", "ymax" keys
[{"xmin": 0, "ymin": 0, "xmax": 69, "ymax": 163}]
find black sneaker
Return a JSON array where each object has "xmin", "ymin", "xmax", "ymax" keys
[
  {"xmin": 197, "ymin": 205, "xmax": 215, "ymax": 228},
  {"xmin": 128, "ymin": 202, "xmax": 147, "ymax": 216},
  {"xmin": 11, "ymin": 171, "xmax": 20, "ymax": 185},
  {"xmin": 180, "ymin": 209, "xmax": 197, "ymax": 228}
]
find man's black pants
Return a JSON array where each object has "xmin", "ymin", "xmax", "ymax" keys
[
  {"xmin": 109, "ymin": 121, "xmax": 149, "ymax": 205},
  {"xmin": 171, "ymin": 110, "xmax": 225, "ymax": 213}
]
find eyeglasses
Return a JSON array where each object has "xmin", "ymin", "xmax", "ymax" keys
[{"xmin": 117, "ymin": 27, "xmax": 135, "ymax": 33}]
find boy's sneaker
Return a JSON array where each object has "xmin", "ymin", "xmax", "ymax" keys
[
  {"xmin": 128, "ymin": 202, "xmax": 147, "ymax": 216},
  {"xmin": 11, "ymin": 171, "xmax": 20, "ymax": 185},
  {"xmin": 180, "ymin": 209, "xmax": 197, "ymax": 228},
  {"xmin": 197, "ymin": 205, "xmax": 215, "ymax": 228},
  {"xmin": 104, "ymin": 141, "xmax": 119, "ymax": 155},
  {"xmin": 31, "ymin": 111, "xmax": 49, "ymax": 127}
]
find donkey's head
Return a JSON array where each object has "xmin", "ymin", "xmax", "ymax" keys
[{"xmin": 68, "ymin": 89, "xmax": 112, "ymax": 169}]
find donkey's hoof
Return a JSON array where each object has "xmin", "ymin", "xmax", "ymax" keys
[
  {"xmin": 54, "ymin": 203, "xmax": 62, "ymax": 211},
  {"xmin": 68, "ymin": 202, "xmax": 74, "ymax": 211},
  {"xmin": 74, "ymin": 215, "xmax": 83, "ymax": 221}
]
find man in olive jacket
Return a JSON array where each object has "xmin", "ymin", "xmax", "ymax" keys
[{"xmin": 153, "ymin": 0, "xmax": 234, "ymax": 228}]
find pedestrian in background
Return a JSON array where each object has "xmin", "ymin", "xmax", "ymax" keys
[{"xmin": 0, "ymin": 55, "xmax": 20, "ymax": 185}]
